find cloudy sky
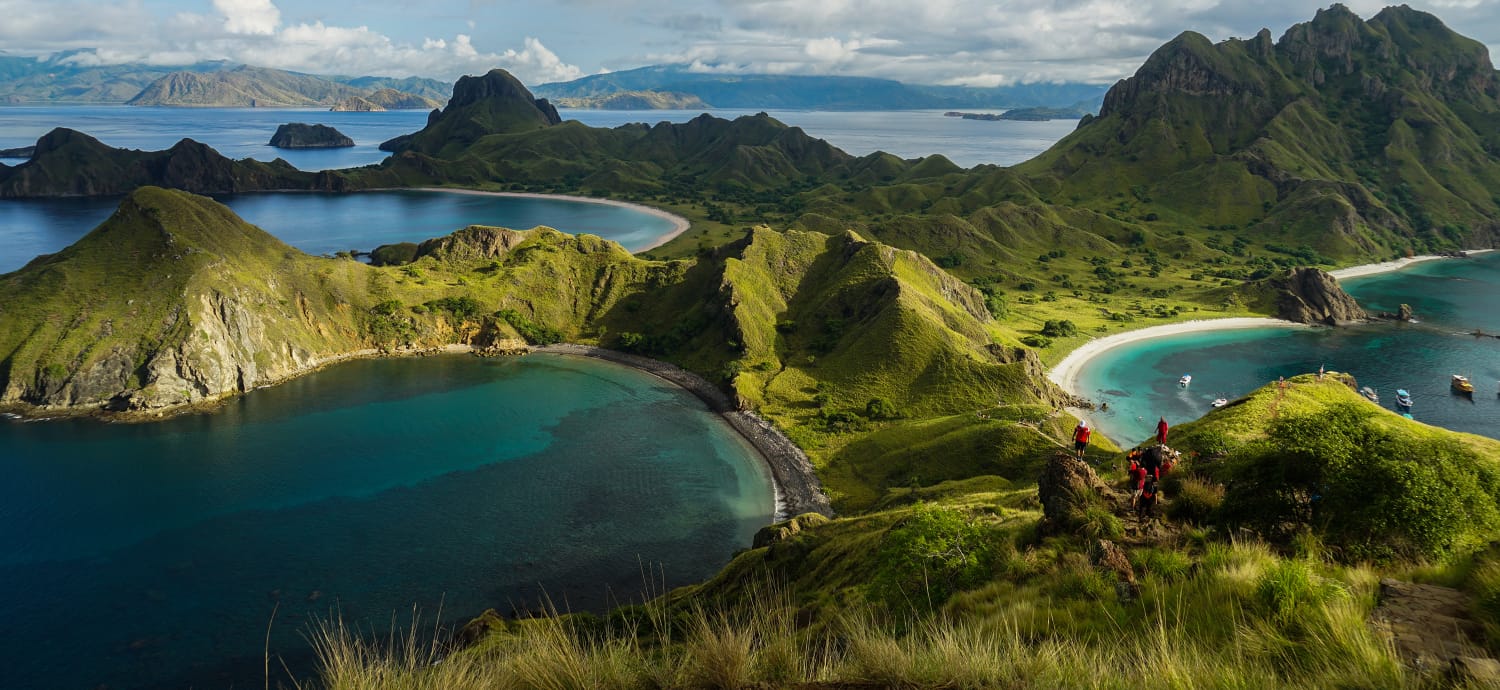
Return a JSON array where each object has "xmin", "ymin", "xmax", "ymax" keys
[{"xmin": 2, "ymin": 0, "xmax": 1498, "ymax": 86}]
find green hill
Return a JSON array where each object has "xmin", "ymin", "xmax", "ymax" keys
[{"xmin": 1, "ymin": 189, "xmax": 1086, "ymax": 512}]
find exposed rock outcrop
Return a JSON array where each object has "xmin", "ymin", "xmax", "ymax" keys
[
  {"xmin": 269, "ymin": 123, "xmax": 354, "ymax": 149},
  {"xmin": 1269, "ymin": 267, "xmax": 1368, "ymax": 325},
  {"xmin": 753, "ymin": 513, "xmax": 831, "ymax": 548},
  {"xmin": 1037, "ymin": 452, "xmax": 1117, "ymax": 535}
]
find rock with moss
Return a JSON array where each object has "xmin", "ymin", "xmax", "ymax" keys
[{"xmin": 753, "ymin": 513, "xmax": 831, "ymax": 548}]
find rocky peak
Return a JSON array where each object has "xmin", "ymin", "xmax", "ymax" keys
[
  {"xmin": 1271, "ymin": 267, "xmax": 1369, "ymax": 325},
  {"xmin": 1099, "ymin": 32, "xmax": 1253, "ymax": 118},
  {"xmin": 30, "ymin": 127, "xmax": 109, "ymax": 158},
  {"xmin": 447, "ymin": 69, "xmax": 561, "ymax": 126}
]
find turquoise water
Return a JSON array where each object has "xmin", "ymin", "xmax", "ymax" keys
[
  {"xmin": 0, "ymin": 353, "xmax": 775, "ymax": 689},
  {"xmin": 0, "ymin": 189, "xmax": 679, "ymax": 272},
  {"xmin": 1076, "ymin": 252, "xmax": 1500, "ymax": 446}
]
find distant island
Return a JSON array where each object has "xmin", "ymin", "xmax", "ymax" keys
[
  {"xmin": 551, "ymin": 90, "xmax": 708, "ymax": 110},
  {"xmin": 269, "ymin": 123, "xmax": 354, "ymax": 149},
  {"xmin": 944, "ymin": 106, "xmax": 1091, "ymax": 121},
  {"xmin": 0, "ymin": 145, "xmax": 34, "ymax": 158}
]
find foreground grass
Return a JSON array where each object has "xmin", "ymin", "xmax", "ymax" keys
[{"xmin": 307, "ymin": 539, "xmax": 1412, "ymax": 690}]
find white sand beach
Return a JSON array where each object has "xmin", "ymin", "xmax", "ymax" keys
[
  {"xmin": 411, "ymin": 187, "xmax": 692, "ymax": 251},
  {"xmin": 1328, "ymin": 248, "xmax": 1495, "ymax": 280},
  {"xmin": 1047, "ymin": 318, "xmax": 1305, "ymax": 399}
]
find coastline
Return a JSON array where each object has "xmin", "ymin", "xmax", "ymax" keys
[
  {"xmin": 1047, "ymin": 318, "xmax": 1306, "ymax": 400},
  {"xmin": 407, "ymin": 187, "xmax": 692, "ymax": 252},
  {"xmin": 535, "ymin": 344, "xmax": 832, "ymax": 521},
  {"xmin": 1328, "ymin": 248, "xmax": 1495, "ymax": 281}
]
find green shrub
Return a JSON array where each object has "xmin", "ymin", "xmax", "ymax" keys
[
  {"xmin": 1215, "ymin": 404, "xmax": 1500, "ymax": 561},
  {"xmin": 1040, "ymin": 319, "xmax": 1078, "ymax": 338},
  {"xmin": 369, "ymin": 242, "xmax": 419, "ymax": 266},
  {"xmin": 498, "ymin": 309, "xmax": 564, "ymax": 345},
  {"xmin": 870, "ymin": 504, "xmax": 1000, "ymax": 611},
  {"xmin": 865, "ymin": 397, "xmax": 900, "ymax": 420},
  {"xmin": 1020, "ymin": 335, "xmax": 1052, "ymax": 348},
  {"xmin": 424, "ymin": 295, "xmax": 482, "ymax": 319},
  {"xmin": 1166, "ymin": 477, "xmax": 1225, "ymax": 525}
]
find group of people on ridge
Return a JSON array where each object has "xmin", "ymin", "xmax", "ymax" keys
[{"xmin": 1072, "ymin": 415, "xmax": 1177, "ymax": 518}]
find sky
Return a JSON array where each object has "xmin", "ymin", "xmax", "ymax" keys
[{"xmin": 1, "ymin": 0, "xmax": 1498, "ymax": 87}]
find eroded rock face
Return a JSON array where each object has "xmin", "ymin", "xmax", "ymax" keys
[
  {"xmin": 1037, "ymin": 452, "xmax": 1115, "ymax": 534},
  {"xmin": 1272, "ymin": 267, "xmax": 1368, "ymax": 325}
]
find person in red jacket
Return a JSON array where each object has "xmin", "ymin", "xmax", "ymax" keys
[
  {"xmin": 1072, "ymin": 420, "xmax": 1092, "ymax": 459},
  {"xmin": 1155, "ymin": 416, "xmax": 1170, "ymax": 446}
]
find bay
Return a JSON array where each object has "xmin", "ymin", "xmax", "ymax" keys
[
  {"xmin": 0, "ymin": 353, "xmax": 775, "ymax": 689},
  {"xmin": 1076, "ymin": 252, "xmax": 1500, "ymax": 447},
  {"xmin": 0, "ymin": 189, "xmax": 680, "ymax": 273}
]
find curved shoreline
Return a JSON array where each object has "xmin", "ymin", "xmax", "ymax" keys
[
  {"xmin": 535, "ymin": 344, "xmax": 833, "ymax": 521},
  {"xmin": 1047, "ymin": 318, "xmax": 1307, "ymax": 400},
  {"xmin": 404, "ymin": 187, "xmax": 692, "ymax": 252},
  {"xmin": 1328, "ymin": 248, "xmax": 1495, "ymax": 280}
]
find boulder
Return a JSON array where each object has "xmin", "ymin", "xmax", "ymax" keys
[{"xmin": 1037, "ymin": 452, "xmax": 1116, "ymax": 534}]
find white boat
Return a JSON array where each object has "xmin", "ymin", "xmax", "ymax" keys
[
  {"xmin": 1211, "ymin": 398, "xmax": 1228, "ymax": 408},
  {"xmin": 1178, "ymin": 374, "xmax": 1192, "ymax": 387}
]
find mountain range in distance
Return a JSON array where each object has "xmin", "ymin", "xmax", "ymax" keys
[
  {"xmin": 0, "ymin": 54, "xmax": 448, "ymax": 109},
  {"xmin": 532, "ymin": 63, "xmax": 1111, "ymax": 110},
  {"xmin": 0, "ymin": 51, "xmax": 1107, "ymax": 111}
]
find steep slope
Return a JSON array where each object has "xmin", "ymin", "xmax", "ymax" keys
[
  {"xmin": 1019, "ymin": 4, "xmax": 1500, "ymax": 256},
  {"xmin": 551, "ymin": 90, "xmax": 709, "ymax": 109}
]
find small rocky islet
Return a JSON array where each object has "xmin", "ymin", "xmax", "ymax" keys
[{"xmin": 267, "ymin": 123, "xmax": 354, "ymax": 149}]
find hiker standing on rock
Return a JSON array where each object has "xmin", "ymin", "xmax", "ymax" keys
[{"xmin": 1072, "ymin": 420, "xmax": 1092, "ymax": 460}]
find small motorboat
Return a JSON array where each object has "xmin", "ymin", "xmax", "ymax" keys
[
  {"xmin": 1453, "ymin": 374, "xmax": 1475, "ymax": 396},
  {"xmin": 1360, "ymin": 386, "xmax": 1380, "ymax": 403},
  {"xmin": 1211, "ymin": 398, "xmax": 1228, "ymax": 408},
  {"xmin": 1395, "ymin": 389, "xmax": 1413, "ymax": 413},
  {"xmin": 1178, "ymin": 374, "xmax": 1192, "ymax": 387}
]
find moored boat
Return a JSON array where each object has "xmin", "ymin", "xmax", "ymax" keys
[
  {"xmin": 1211, "ymin": 398, "xmax": 1228, "ymax": 408},
  {"xmin": 1395, "ymin": 389, "xmax": 1413, "ymax": 413},
  {"xmin": 1452, "ymin": 374, "xmax": 1474, "ymax": 396},
  {"xmin": 1178, "ymin": 374, "xmax": 1192, "ymax": 387},
  {"xmin": 1360, "ymin": 386, "xmax": 1380, "ymax": 403}
]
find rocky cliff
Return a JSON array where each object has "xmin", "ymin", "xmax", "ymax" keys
[
  {"xmin": 269, "ymin": 123, "xmax": 355, "ymax": 149},
  {"xmin": 1268, "ymin": 267, "xmax": 1369, "ymax": 325}
]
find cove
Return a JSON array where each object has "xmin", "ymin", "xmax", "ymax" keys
[
  {"xmin": 0, "ymin": 353, "xmax": 775, "ymax": 689},
  {"xmin": 0, "ymin": 189, "xmax": 681, "ymax": 273},
  {"xmin": 1075, "ymin": 252, "xmax": 1500, "ymax": 446}
]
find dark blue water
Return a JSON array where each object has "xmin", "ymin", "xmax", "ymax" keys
[
  {"xmin": 1077, "ymin": 252, "xmax": 1500, "ymax": 446},
  {"xmin": 0, "ymin": 353, "xmax": 774, "ymax": 689},
  {"xmin": 0, "ymin": 189, "xmax": 679, "ymax": 273}
]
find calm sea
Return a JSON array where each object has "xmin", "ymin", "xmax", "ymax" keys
[
  {"xmin": 0, "ymin": 105, "xmax": 1076, "ymax": 170},
  {"xmin": 1076, "ymin": 252, "xmax": 1500, "ymax": 446},
  {"xmin": 0, "ymin": 353, "xmax": 774, "ymax": 689}
]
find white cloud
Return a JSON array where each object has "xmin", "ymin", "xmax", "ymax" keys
[
  {"xmin": 0, "ymin": 0, "xmax": 582, "ymax": 84},
  {"xmin": 213, "ymin": 0, "xmax": 280, "ymax": 35}
]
